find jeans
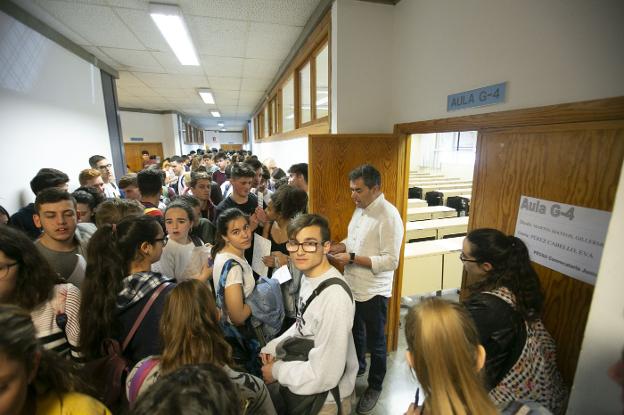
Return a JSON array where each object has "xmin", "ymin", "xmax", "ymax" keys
[{"xmin": 352, "ymin": 295, "xmax": 388, "ymax": 391}]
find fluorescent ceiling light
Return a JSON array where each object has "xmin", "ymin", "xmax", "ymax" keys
[
  {"xmin": 197, "ymin": 89, "xmax": 214, "ymax": 104},
  {"xmin": 221, "ymin": 128, "xmax": 227, "ymax": 131},
  {"xmin": 150, "ymin": 3, "xmax": 199, "ymax": 66},
  {"xmin": 217, "ymin": 122, "xmax": 224, "ymax": 127},
  {"xmin": 211, "ymin": 111, "xmax": 221, "ymax": 117}
]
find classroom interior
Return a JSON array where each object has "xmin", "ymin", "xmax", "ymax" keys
[{"xmin": 1, "ymin": 1, "xmax": 624, "ymax": 413}]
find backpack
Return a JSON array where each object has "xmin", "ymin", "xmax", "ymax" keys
[
  {"xmin": 408, "ymin": 187, "xmax": 422, "ymax": 199},
  {"xmin": 247, "ymin": 276, "xmax": 285, "ymax": 341},
  {"xmin": 446, "ymin": 195, "xmax": 469, "ymax": 216},
  {"xmin": 216, "ymin": 259, "xmax": 263, "ymax": 375},
  {"xmin": 59, "ymin": 282, "xmax": 170, "ymax": 410},
  {"xmin": 276, "ymin": 277, "xmax": 353, "ymax": 415},
  {"xmin": 425, "ymin": 191, "xmax": 444, "ymax": 206}
]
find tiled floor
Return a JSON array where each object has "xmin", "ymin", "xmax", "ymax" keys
[{"xmin": 350, "ymin": 292, "xmax": 459, "ymax": 414}]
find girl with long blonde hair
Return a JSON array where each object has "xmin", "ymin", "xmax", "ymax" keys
[
  {"xmin": 125, "ymin": 279, "xmax": 276, "ymax": 414},
  {"xmin": 404, "ymin": 297, "xmax": 498, "ymax": 415}
]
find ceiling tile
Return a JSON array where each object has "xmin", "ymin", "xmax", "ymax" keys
[
  {"xmin": 114, "ymin": 8, "xmax": 170, "ymax": 51},
  {"xmin": 105, "ymin": 0, "xmax": 149, "ymax": 10},
  {"xmin": 240, "ymin": 77, "xmax": 271, "ymax": 92},
  {"xmin": 208, "ymin": 76, "xmax": 241, "ymax": 91},
  {"xmin": 18, "ymin": 0, "xmax": 92, "ymax": 45},
  {"xmin": 201, "ymin": 55, "xmax": 244, "ymax": 77},
  {"xmin": 178, "ymin": 0, "xmax": 250, "ymax": 21},
  {"xmin": 99, "ymin": 48, "xmax": 163, "ymax": 72},
  {"xmin": 81, "ymin": 45, "xmax": 121, "ymax": 68},
  {"xmin": 151, "ymin": 88, "xmax": 195, "ymax": 98},
  {"xmin": 246, "ymin": 22, "xmax": 301, "ymax": 59},
  {"xmin": 134, "ymin": 72, "xmax": 182, "ymax": 88},
  {"xmin": 121, "ymin": 85, "xmax": 161, "ymax": 97},
  {"xmin": 214, "ymin": 90, "xmax": 240, "ymax": 100},
  {"xmin": 116, "ymin": 71, "xmax": 147, "ymax": 87},
  {"xmin": 188, "ymin": 16, "xmax": 247, "ymax": 57},
  {"xmin": 246, "ymin": 0, "xmax": 320, "ymax": 26},
  {"xmin": 151, "ymin": 51, "xmax": 205, "ymax": 75},
  {"xmin": 175, "ymin": 74, "xmax": 210, "ymax": 89},
  {"xmin": 35, "ymin": 0, "xmax": 144, "ymax": 49},
  {"xmin": 242, "ymin": 58, "xmax": 281, "ymax": 78}
]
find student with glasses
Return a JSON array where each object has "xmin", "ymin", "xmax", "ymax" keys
[
  {"xmin": 0, "ymin": 224, "xmax": 82, "ymax": 360},
  {"xmin": 260, "ymin": 214, "xmax": 358, "ymax": 415},
  {"xmin": 89, "ymin": 155, "xmax": 120, "ymax": 198},
  {"xmin": 461, "ymin": 228, "xmax": 567, "ymax": 414},
  {"xmin": 79, "ymin": 215, "xmax": 175, "ymax": 367}
]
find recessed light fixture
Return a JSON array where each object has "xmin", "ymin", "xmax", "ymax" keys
[
  {"xmin": 150, "ymin": 3, "xmax": 199, "ymax": 66},
  {"xmin": 211, "ymin": 111, "xmax": 221, "ymax": 117},
  {"xmin": 197, "ymin": 89, "xmax": 214, "ymax": 104},
  {"xmin": 217, "ymin": 122, "xmax": 224, "ymax": 127},
  {"xmin": 221, "ymin": 128, "xmax": 227, "ymax": 131}
]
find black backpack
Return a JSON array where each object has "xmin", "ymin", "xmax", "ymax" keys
[
  {"xmin": 446, "ymin": 196, "xmax": 470, "ymax": 216},
  {"xmin": 425, "ymin": 191, "xmax": 444, "ymax": 206},
  {"xmin": 408, "ymin": 187, "xmax": 423, "ymax": 199}
]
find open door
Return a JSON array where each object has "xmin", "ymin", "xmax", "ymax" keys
[{"xmin": 307, "ymin": 133, "xmax": 410, "ymax": 351}]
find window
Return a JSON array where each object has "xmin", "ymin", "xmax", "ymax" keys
[
  {"xmin": 299, "ymin": 61, "xmax": 311, "ymax": 124},
  {"xmin": 315, "ymin": 43, "xmax": 329, "ymax": 119},
  {"xmin": 263, "ymin": 105, "xmax": 269, "ymax": 138},
  {"xmin": 269, "ymin": 97, "xmax": 278, "ymax": 135},
  {"xmin": 282, "ymin": 76, "xmax": 295, "ymax": 132}
]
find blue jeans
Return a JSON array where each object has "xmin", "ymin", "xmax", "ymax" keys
[{"xmin": 352, "ymin": 295, "xmax": 388, "ymax": 391}]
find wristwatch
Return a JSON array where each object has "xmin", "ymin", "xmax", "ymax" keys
[{"xmin": 349, "ymin": 252, "xmax": 355, "ymax": 264}]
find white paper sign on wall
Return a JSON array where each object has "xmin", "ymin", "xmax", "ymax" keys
[{"xmin": 514, "ymin": 195, "xmax": 611, "ymax": 285}]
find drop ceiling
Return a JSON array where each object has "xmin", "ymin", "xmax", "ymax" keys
[{"xmin": 16, "ymin": 0, "xmax": 324, "ymax": 131}]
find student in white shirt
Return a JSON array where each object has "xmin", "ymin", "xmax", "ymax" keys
[
  {"xmin": 261, "ymin": 214, "xmax": 357, "ymax": 415},
  {"xmin": 89, "ymin": 155, "xmax": 120, "ymax": 198},
  {"xmin": 159, "ymin": 201, "xmax": 210, "ymax": 281},
  {"xmin": 329, "ymin": 164, "xmax": 404, "ymax": 414}
]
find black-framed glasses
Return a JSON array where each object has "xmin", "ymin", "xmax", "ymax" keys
[
  {"xmin": 286, "ymin": 240, "xmax": 326, "ymax": 253},
  {"xmin": 0, "ymin": 262, "xmax": 18, "ymax": 279},
  {"xmin": 459, "ymin": 253, "xmax": 479, "ymax": 263},
  {"xmin": 98, "ymin": 164, "xmax": 112, "ymax": 170},
  {"xmin": 154, "ymin": 238, "xmax": 168, "ymax": 247}
]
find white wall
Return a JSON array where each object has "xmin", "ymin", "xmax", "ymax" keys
[
  {"xmin": 331, "ymin": 0, "xmax": 394, "ymax": 133},
  {"xmin": 119, "ymin": 111, "xmax": 179, "ymax": 157},
  {"xmin": 0, "ymin": 10, "xmax": 111, "ymax": 213},
  {"xmin": 567, "ymin": 162, "xmax": 624, "ymax": 414},
  {"xmin": 253, "ymin": 136, "xmax": 309, "ymax": 173},
  {"xmin": 204, "ymin": 131, "xmax": 243, "ymax": 151},
  {"xmin": 391, "ymin": 0, "xmax": 624, "ymax": 123}
]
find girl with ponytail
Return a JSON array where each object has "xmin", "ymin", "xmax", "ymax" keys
[
  {"xmin": 79, "ymin": 216, "xmax": 175, "ymax": 364},
  {"xmin": 462, "ymin": 228, "xmax": 567, "ymax": 413}
]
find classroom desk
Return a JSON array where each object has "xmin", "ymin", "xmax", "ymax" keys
[
  {"xmin": 409, "ymin": 173, "xmax": 445, "ymax": 178},
  {"xmin": 401, "ymin": 237, "xmax": 464, "ymax": 296},
  {"xmin": 417, "ymin": 183, "xmax": 473, "ymax": 193},
  {"xmin": 405, "ymin": 216, "xmax": 469, "ymax": 241},
  {"xmin": 408, "ymin": 177, "xmax": 461, "ymax": 183},
  {"xmin": 407, "ymin": 198, "xmax": 428, "ymax": 208},
  {"xmin": 458, "ymin": 194, "xmax": 472, "ymax": 200},
  {"xmin": 407, "ymin": 206, "xmax": 457, "ymax": 221}
]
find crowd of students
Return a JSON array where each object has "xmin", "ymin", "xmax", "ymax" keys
[{"xmin": 0, "ymin": 148, "xmax": 594, "ymax": 415}]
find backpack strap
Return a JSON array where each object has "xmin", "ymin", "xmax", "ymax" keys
[
  {"xmin": 127, "ymin": 357, "xmax": 161, "ymax": 406},
  {"xmin": 122, "ymin": 282, "xmax": 170, "ymax": 351},
  {"xmin": 299, "ymin": 277, "xmax": 353, "ymax": 318}
]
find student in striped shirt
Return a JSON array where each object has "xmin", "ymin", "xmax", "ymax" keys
[{"xmin": 0, "ymin": 224, "xmax": 81, "ymax": 360}]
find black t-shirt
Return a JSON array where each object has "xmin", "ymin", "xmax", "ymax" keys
[{"xmin": 214, "ymin": 193, "xmax": 259, "ymax": 221}]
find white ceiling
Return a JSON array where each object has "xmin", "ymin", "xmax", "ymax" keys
[{"xmin": 17, "ymin": 0, "xmax": 323, "ymax": 131}]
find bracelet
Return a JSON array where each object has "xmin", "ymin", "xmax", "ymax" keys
[{"xmin": 274, "ymin": 256, "xmax": 280, "ymax": 268}]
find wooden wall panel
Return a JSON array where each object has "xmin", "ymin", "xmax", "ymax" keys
[
  {"xmin": 308, "ymin": 134, "xmax": 410, "ymax": 350},
  {"xmin": 468, "ymin": 120, "xmax": 624, "ymax": 384}
]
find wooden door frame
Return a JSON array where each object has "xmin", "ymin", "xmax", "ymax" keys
[{"xmin": 391, "ymin": 95, "xmax": 624, "ymax": 381}]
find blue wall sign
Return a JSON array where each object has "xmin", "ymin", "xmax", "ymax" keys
[
  {"xmin": 447, "ymin": 82, "xmax": 506, "ymax": 112},
  {"xmin": 129, "ymin": 137, "xmax": 144, "ymax": 142}
]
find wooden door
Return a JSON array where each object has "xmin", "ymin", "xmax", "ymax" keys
[
  {"xmin": 221, "ymin": 144, "xmax": 243, "ymax": 151},
  {"xmin": 308, "ymin": 134, "xmax": 410, "ymax": 351},
  {"xmin": 468, "ymin": 120, "xmax": 624, "ymax": 384},
  {"xmin": 124, "ymin": 142, "xmax": 164, "ymax": 173}
]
